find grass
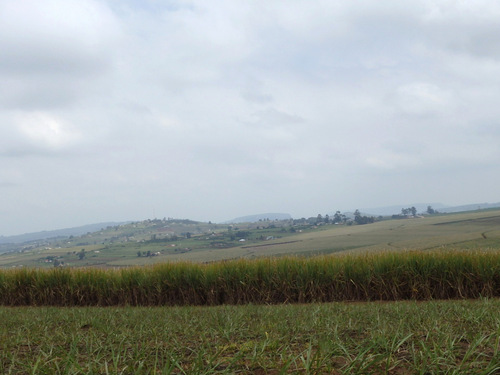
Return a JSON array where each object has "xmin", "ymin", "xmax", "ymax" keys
[
  {"xmin": 2, "ymin": 299, "xmax": 500, "ymax": 374},
  {"xmin": 2, "ymin": 250, "xmax": 500, "ymax": 306},
  {"xmin": 3, "ymin": 212, "xmax": 500, "ymax": 372}
]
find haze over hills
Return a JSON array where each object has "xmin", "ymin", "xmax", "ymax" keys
[
  {"xmin": 438, "ymin": 202, "xmax": 500, "ymax": 213},
  {"xmin": 1, "ymin": 202, "xmax": 500, "ymax": 246},
  {"xmin": 358, "ymin": 202, "xmax": 500, "ymax": 216},
  {"xmin": 357, "ymin": 203, "xmax": 448, "ymax": 217},
  {"xmin": 0, "ymin": 222, "xmax": 128, "ymax": 245},
  {"xmin": 224, "ymin": 213, "xmax": 292, "ymax": 224},
  {"xmin": 2, "ymin": 206, "xmax": 500, "ymax": 268}
]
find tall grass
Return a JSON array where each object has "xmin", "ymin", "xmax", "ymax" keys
[{"xmin": 1, "ymin": 250, "xmax": 500, "ymax": 306}]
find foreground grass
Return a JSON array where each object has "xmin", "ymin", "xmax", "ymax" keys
[{"xmin": 2, "ymin": 300, "xmax": 500, "ymax": 374}]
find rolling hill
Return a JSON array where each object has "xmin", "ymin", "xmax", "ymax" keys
[{"xmin": 1, "ymin": 208, "xmax": 500, "ymax": 268}]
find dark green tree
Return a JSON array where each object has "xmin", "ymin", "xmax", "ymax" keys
[
  {"xmin": 354, "ymin": 209, "xmax": 375, "ymax": 225},
  {"xmin": 354, "ymin": 209, "xmax": 361, "ymax": 223}
]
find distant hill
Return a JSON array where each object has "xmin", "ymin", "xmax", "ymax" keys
[
  {"xmin": 225, "ymin": 213, "xmax": 292, "ymax": 224},
  {"xmin": 3, "ymin": 201, "xmax": 499, "ymax": 245},
  {"xmin": 357, "ymin": 202, "xmax": 500, "ymax": 216},
  {"xmin": 0, "ymin": 222, "xmax": 129, "ymax": 245},
  {"xmin": 357, "ymin": 203, "xmax": 447, "ymax": 216},
  {"xmin": 438, "ymin": 202, "xmax": 500, "ymax": 213}
]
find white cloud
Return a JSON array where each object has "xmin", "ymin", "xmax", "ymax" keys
[
  {"xmin": 0, "ymin": 111, "xmax": 82, "ymax": 157},
  {"xmin": 392, "ymin": 82, "xmax": 454, "ymax": 117},
  {"xmin": 17, "ymin": 112, "xmax": 81, "ymax": 150}
]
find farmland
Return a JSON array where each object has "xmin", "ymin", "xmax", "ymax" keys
[
  {"xmin": 2, "ymin": 209, "xmax": 500, "ymax": 373},
  {"xmin": 2, "ymin": 300, "xmax": 500, "ymax": 374},
  {"xmin": 3, "ymin": 251, "xmax": 500, "ymax": 306},
  {"xmin": 2, "ymin": 209, "xmax": 500, "ymax": 268}
]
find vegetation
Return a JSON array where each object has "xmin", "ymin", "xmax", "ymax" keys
[
  {"xmin": 2, "ymin": 210, "xmax": 500, "ymax": 372},
  {"xmin": 2, "ymin": 209, "xmax": 500, "ymax": 268},
  {"xmin": 2, "ymin": 300, "xmax": 500, "ymax": 374},
  {"xmin": 427, "ymin": 205, "xmax": 438, "ymax": 214},
  {"xmin": 1, "ymin": 250, "xmax": 500, "ymax": 306},
  {"xmin": 353, "ymin": 209, "xmax": 375, "ymax": 225}
]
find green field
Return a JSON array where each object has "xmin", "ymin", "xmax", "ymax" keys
[
  {"xmin": 2, "ymin": 209, "xmax": 500, "ymax": 268},
  {"xmin": 3, "ymin": 210, "xmax": 500, "ymax": 373},
  {"xmin": 2, "ymin": 300, "xmax": 500, "ymax": 374}
]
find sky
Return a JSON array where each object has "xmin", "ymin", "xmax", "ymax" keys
[{"xmin": 1, "ymin": 0, "xmax": 500, "ymax": 235}]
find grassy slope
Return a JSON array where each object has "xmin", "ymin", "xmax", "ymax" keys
[
  {"xmin": 2, "ymin": 300, "xmax": 500, "ymax": 374},
  {"xmin": 2, "ymin": 210, "xmax": 500, "ymax": 268},
  {"xmin": 244, "ymin": 211, "xmax": 500, "ymax": 256},
  {"xmin": 120, "ymin": 210, "xmax": 500, "ymax": 264}
]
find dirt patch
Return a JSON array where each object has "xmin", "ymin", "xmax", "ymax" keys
[{"xmin": 241, "ymin": 240, "xmax": 301, "ymax": 249}]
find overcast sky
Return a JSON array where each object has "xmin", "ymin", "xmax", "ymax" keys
[{"xmin": 1, "ymin": 0, "xmax": 500, "ymax": 235}]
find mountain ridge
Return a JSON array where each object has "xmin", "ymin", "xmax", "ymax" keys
[
  {"xmin": 224, "ymin": 213, "xmax": 292, "ymax": 224},
  {"xmin": 0, "ymin": 222, "xmax": 129, "ymax": 245},
  {"xmin": 2, "ymin": 201, "xmax": 499, "ymax": 245}
]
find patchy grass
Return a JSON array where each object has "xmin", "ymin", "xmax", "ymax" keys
[{"xmin": 2, "ymin": 299, "xmax": 500, "ymax": 374}]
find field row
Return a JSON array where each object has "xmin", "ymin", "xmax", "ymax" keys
[
  {"xmin": 2, "ymin": 250, "xmax": 500, "ymax": 305},
  {"xmin": 2, "ymin": 300, "xmax": 500, "ymax": 374}
]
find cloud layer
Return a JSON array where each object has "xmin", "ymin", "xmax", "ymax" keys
[{"xmin": 1, "ymin": 0, "xmax": 500, "ymax": 235}]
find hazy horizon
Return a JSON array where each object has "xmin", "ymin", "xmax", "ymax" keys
[
  {"xmin": 1, "ymin": 1, "xmax": 500, "ymax": 236},
  {"xmin": 2, "ymin": 199, "xmax": 498, "ymax": 237}
]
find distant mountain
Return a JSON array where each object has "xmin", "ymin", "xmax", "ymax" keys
[
  {"xmin": 224, "ymin": 213, "xmax": 292, "ymax": 224},
  {"xmin": 357, "ymin": 203, "xmax": 447, "ymax": 216},
  {"xmin": 438, "ymin": 202, "xmax": 500, "ymax": 213},
  {"xmin": 357, "ymin": 202, "xmax": 500, "ymax": 216},
  {"xmin": 0, "ymin": 222, "xmax": 129, "ymax": 245}
]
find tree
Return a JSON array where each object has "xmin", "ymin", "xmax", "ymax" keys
[
  {"xmin": 354, "ymin": 209, "xmax": 375, "ymax": 225},
  {"xmin": 236, "ymin": 230, "xmax": 250, "ymax": 239},
  {"xmin": 411, "ymin": 206, "xmax": 417, "ymax": 216},
  {"xmin": 332, "ymin": 211, "xmax": 347, "ymax": 224},
  {"xmin": 354, "ymin": 209, "xmax": 361, "ymax": 222},
  {"xmin": 78, "ymin": 249, "xmax": 85, "ymax": 260},
  {"xmin": 427, "ymin": 206, "xmax": 436, "ymax": 215}
]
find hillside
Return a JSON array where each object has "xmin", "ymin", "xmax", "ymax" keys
[
  {"xmin": 0, "ymin": 222, "xmax": 128, "ymax": 245},
  {"xmin": 1, "ymin": 209, "xmax": 500, "ymax": 268}
]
